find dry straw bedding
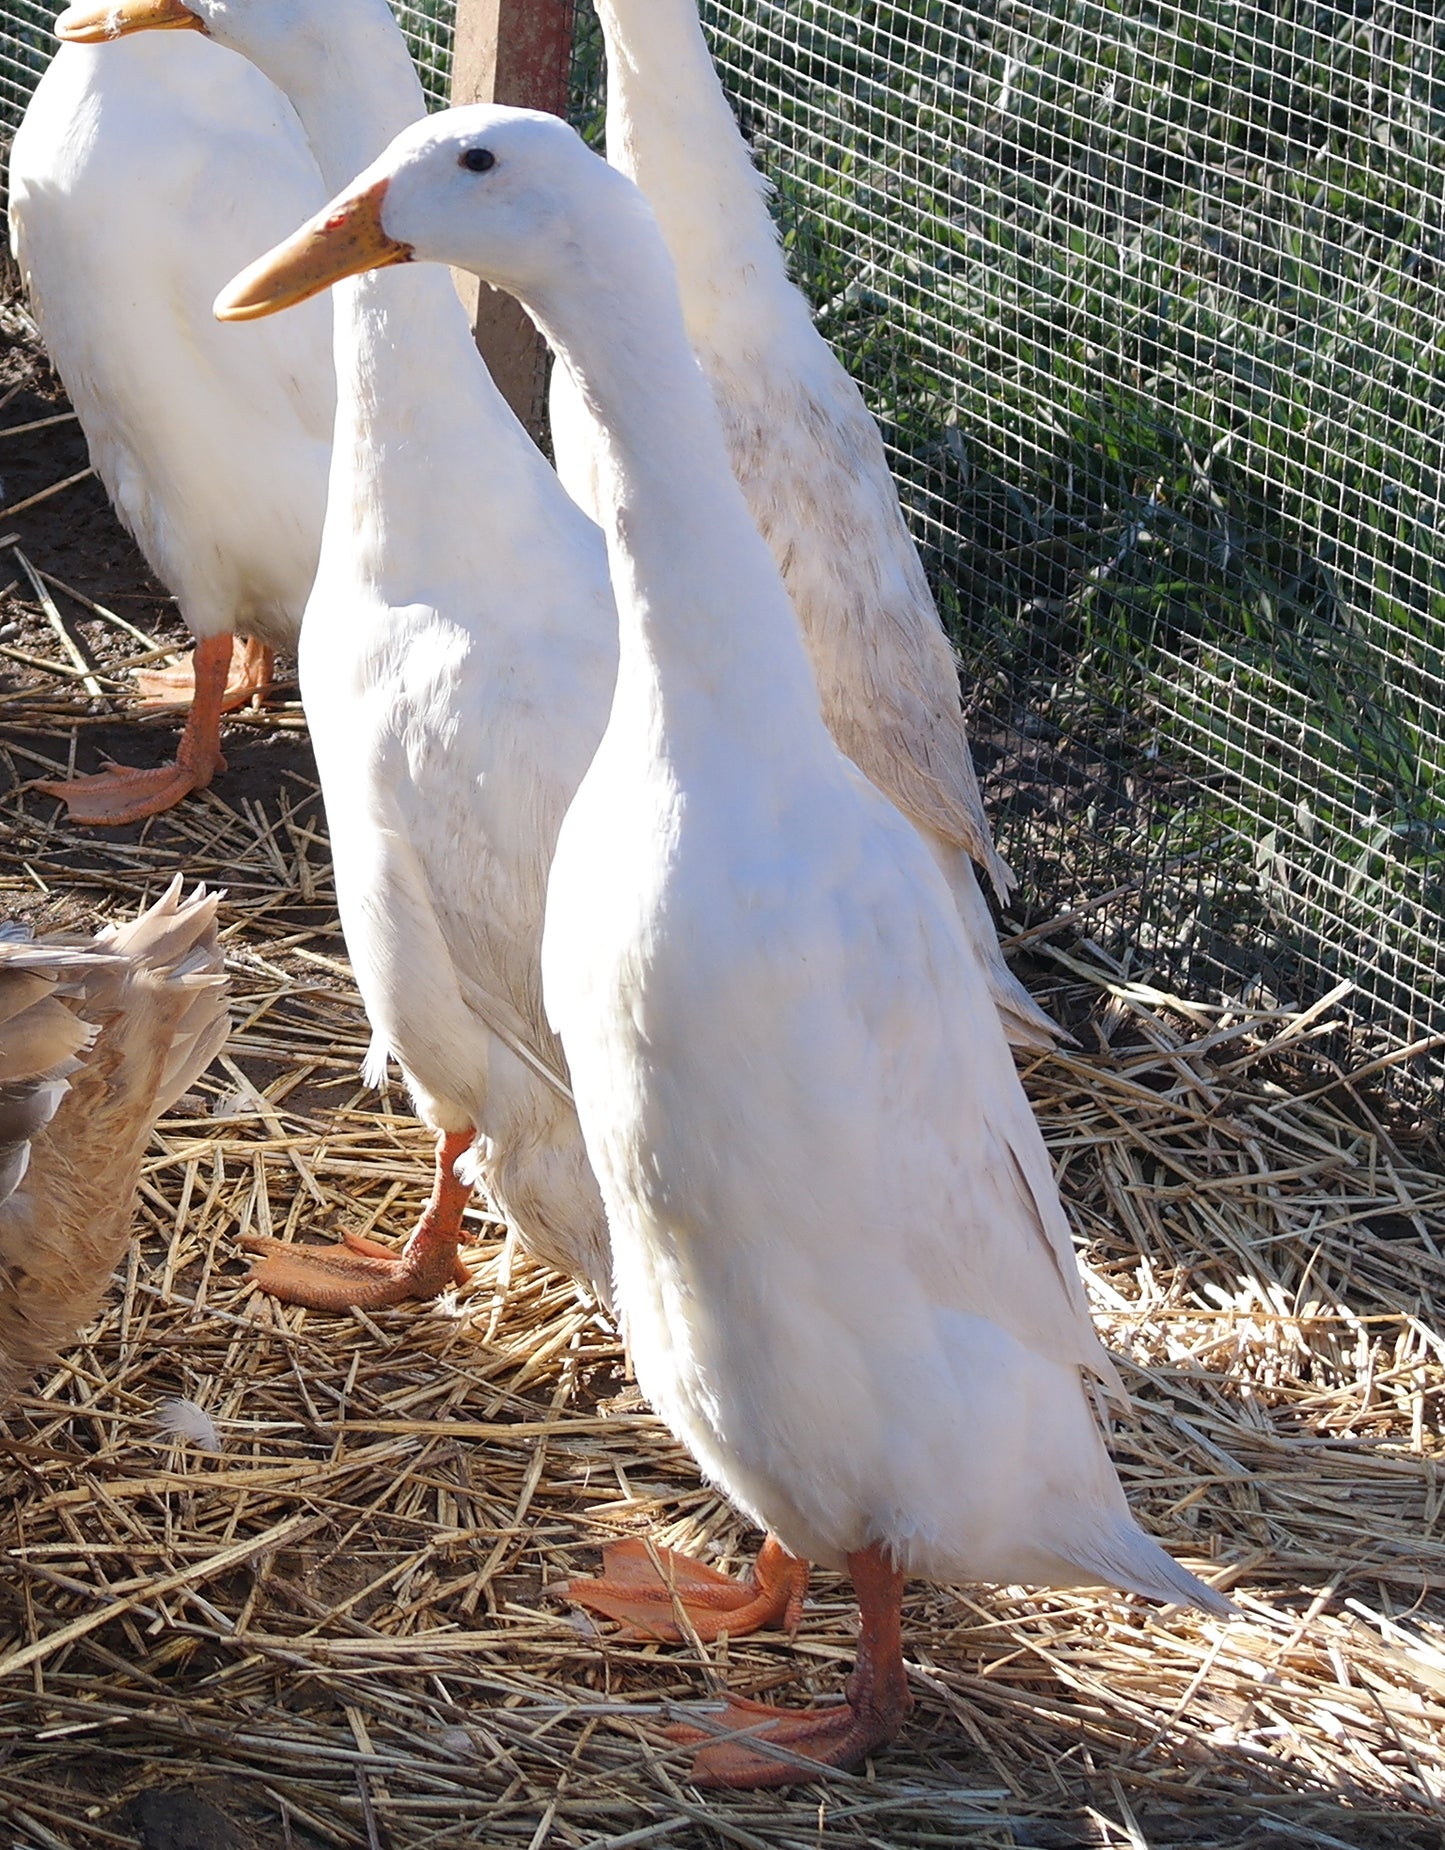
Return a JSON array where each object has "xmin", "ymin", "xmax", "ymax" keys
[{"xmin": 0, "ymin": 666, "xmax": 1443, "ymax": 1849}]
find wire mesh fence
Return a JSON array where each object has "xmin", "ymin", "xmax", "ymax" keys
[
  {"xmin": 1, "ymin": 0, "xmax": 1441, "ymax": 1115},
  {"xmin": 392, "ymin": 0, "xmax": 453, "ymax": 107},
  {"xmin": 584, "ymin": 0, "xmax": 1445, "ymax": 1118},
  {"xmin": 0, "ymin": 0, "xmax": 52, "ymax": 159}
]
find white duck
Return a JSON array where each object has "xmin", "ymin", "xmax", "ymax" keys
[
  {"xmin": 228, "ymin": 107, "xmax": 1231, "ymax": 1786},
  {"xmin": 550, "ymin": 0, "xmax": 1056, "ymax": 1051},
  {"xmin": 0, "ymin": 879, "xmax": 228, "ymax": 1404},
  {"xmin": 8, "ymin": 23, "xmax": 333, "ymax": 822},
  {"xmin": 68, "ymin": 0, "xmax": 621, "ymax": 1319}
]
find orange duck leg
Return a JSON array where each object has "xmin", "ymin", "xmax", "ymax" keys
[
  {"xmin": 240, "ymin": 1128, "xmax": 474, "ymax": 1310},
  {"xmin": 134, "ymin": 634, "xmax": 275, "ymax": 710},
  {"xmin": 667, "ymin": 1542, "xmax": 911, "ymax": 1789},
  {"xmin": 566, "ymin": 1531, "xmax": 808, "ymax": 1643},
  {"xmin": 37, "ymin": 631, "xmax": 243, "ymax": 825}
]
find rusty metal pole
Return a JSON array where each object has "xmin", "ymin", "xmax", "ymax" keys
[{"xmin": 449, "ymin": 0, "xmax": 576, "ymax": 441}]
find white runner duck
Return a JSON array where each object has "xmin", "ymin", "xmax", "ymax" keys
[
  {"xmin": 12, "ymin": 22, "xmax": 333, "ymax": 821},
  {"xmin": 217, "ymin": 106, "xmax": 1231, "ymax": 1786},
  {"xmin": 65, "ymin": 0, "xmax": 618, "ymax": 1314}
]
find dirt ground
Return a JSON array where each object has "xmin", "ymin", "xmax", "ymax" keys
[{"xmin": 2, "ymin": 292, "xmax": 1445, "ymax": 1850}]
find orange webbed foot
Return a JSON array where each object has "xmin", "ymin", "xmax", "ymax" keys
[
  {"xmin": 665, "ymin": 1688, "xmax": 906, "ymax": 1789},
  {"xmin": 661, "ymin": 1541, "xmax": 911, "ymax": 1789},
  {"xmin": 38, "ymin": 630, "xmax": 240, "ymax": 825},
  {"xmin": 240, "ymin": 1127, "xmax": 474, "ymax": 1311},
  {"xmin": 239, "ymin": 1228, "xmax": 470, "ymax": 1310},
  {"xmin": 131, "ymin": 658, "xmax": 196, "ymax": 705},
  {"xmin": 565, "ymin": 1533, "xmax": 808, "ymax": 1642},
  {"xmin": 34, "ymin": 756, "xmax": 217, "ymax": 825},
  {"xmin": 135, "ymin": 636, "xmax": 275, "ymax": 712},
  {"xmin": 331, "ymin": 1227, "xmax": 472, "ymax": 1288}
]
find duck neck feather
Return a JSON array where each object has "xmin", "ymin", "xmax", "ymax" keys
[
  {"xmin": 260, "ymin": 8, "xmax": 569, "ymax": 612},
  {"xmin": 595, "ymin": 0, "xmax": 809, "ymax": 351},
  {"xmin": 525, "ymin": 199, "xmax": 821, "ymax": 737},
  {"xmin": 247, "ymin": 3, "xmax": 422, "ymax": 193}
]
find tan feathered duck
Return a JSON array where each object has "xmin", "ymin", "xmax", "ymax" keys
[{"xmin": 0, "ymin": 880, "xmax": 229, "ymax": 1403}]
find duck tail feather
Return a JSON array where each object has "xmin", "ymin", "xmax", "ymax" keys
[
  {"xmin": 362, "ymin": 1033, "xmax": 392, "ymax": 1093},
  {"xmin": 1074, "ymin": 1519, "xmax": 1238, "ymax": 1619},
  {"xmin": 101, "ymin": 877, "xmax": 223, "ymax": 976}
]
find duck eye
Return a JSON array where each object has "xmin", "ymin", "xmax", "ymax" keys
[{"xmin": 459, "ymin": 147, "xmax": 496, "ymax": 174}]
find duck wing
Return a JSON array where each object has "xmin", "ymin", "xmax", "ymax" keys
[{"xmin": 0, "ymin": 882, "xmax": 228, "ymax": 1401}]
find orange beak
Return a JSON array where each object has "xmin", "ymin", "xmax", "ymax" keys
[
  {"xmin": 56, "ymin": 0, "xmax": 206, "ymax": 43},
  {"xmin": 215, "ymin": 179, "xmax": 413, "ymax": 322}
]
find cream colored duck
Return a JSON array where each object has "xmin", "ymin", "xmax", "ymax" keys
[
  {"xmin": 0, "ymin": 880, "xmax": 228, "ymax": 1404},
  {"xmin": 227, "ymin": 107, "xmax": 1231, "ymax": 1786},
  {"xmin": 73, "ymin": 0, "xmax": 620, "ymax": 1313},
  {"xmin": 549, "ymin": 0, "xmax": 1055, "ymax": 1051},
  {"xmin": 8, "ymin": 21, "xmax": 333, "ymax": 823}
]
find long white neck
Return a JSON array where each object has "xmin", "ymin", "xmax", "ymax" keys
[
  {"xmin": 260, "ymin": 8, "xmax": 421, "ymax": 193},
  {"xmin": 246, "ymin": 14, "xmax": 574, "ymax": 604},
  {"xmin": 594, "ymin": 0, "xmax": 810, "ymax": 352},
  {"xmin": 525, "ymin": 194, "xmax": 822, "ymax": 736}
]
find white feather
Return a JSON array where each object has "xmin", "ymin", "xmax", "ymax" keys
[
  {"xmin": 185, "ymin": 0, "xmax": 618, "ymax": 1296},
  {"xmin": 155, "ymin": 1397, "xmax": 222, "ymax": 1452},
  {"xmin": 9, "ymin": 36, "xmax": 333, "ymax": 655}
]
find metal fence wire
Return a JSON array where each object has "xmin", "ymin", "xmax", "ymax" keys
[
  {"xmin": 391, "ymin": 0, "xmax": 453, "ymax": 107},
  {"xmin": 0, "ymin": 0, "xmax": 52, "ymax": 152},
  {"xmin": 1, "ymin": 1, "xmax": 1442, "ymax": 1116}
]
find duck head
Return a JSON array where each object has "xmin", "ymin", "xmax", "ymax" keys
[{"xmin": 214, "ymin": 106, "xmax": 650, "ymax": 323}]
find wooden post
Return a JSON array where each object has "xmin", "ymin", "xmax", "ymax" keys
[{"xmin": 450, "ymin": 0, "xmax": 576, "ymax": 440}]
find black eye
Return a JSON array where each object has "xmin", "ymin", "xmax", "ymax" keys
[{"xmin": 459, "ymin": 147, "xmax": 496, "ymax": 173}]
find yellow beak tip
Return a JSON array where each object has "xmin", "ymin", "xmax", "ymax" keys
[
  {"xmin": 55, "ymin": 1, "xmax": 206, "ymax": 43},
  {"xmin": 213, "ymin": 183, "xmax": 408, "ymax": 325},
  {"xmin": 54, "ymin": 11, "xmax": 111, "ymax": 41},
  {"xmin": 212, "ymin": 287, "xmax": 254, "ymax": 323}
]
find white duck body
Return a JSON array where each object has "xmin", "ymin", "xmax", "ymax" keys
[
  {"xmin": 8, "ymin": 35, "xmax": 333, "ymax": 653},
  {"xmin": 550, "ymin": 0, "xmax": 1055, "ymax": 1051},
  {"xmin": 353, "ymin": 111, "xmax": 1224, "ymax": 1606},
  {"xmin": 563, "ymin": 772, "xmax": 1158, "ymax": 1586},
  {"xmin": 195, "ymin": 0, "xmax": 618, "ymax": 1297},
  {"xmin": 303, "ymin": 268, "xmax": 615, "ymax": 1289}
]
